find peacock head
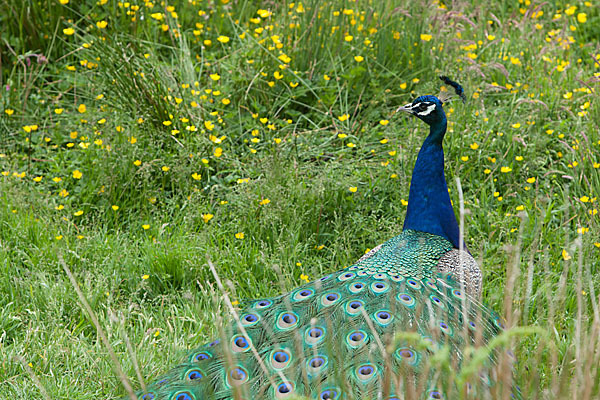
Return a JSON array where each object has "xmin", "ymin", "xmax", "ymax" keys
[
  {"xmin": 396, "ymin": 95, "xmax": 446, "ymax": 126},
  {"xmin": 396, "ymin": 76, "xmax": 466, "ymax": 126}
]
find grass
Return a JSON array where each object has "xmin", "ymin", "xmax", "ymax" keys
[{"xmin": 0, "ymin": 0, "xmax": 599, "ymax": 398}]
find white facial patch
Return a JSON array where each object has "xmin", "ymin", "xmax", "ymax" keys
[{"xmin": 416, "ymin": 102, "xmax": 437, "ymax": 116}]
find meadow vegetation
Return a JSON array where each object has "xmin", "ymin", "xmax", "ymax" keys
[{"xmin": 0, "ymin": 0, "xmax": 599, "ymax": 398}]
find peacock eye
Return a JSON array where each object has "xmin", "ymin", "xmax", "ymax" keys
[{"xmin": 418, "ymin": 103, "xmax": 428, "ymax": 111}]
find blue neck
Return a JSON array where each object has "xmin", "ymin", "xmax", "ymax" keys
[{"xmin": 402, "ymin": 116, "xmax": 462, "ymax": 249}]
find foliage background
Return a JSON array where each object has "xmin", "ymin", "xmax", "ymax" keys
[{"xmin": 0, "ymin": 0, "xmax": 599, "ymax": 398}]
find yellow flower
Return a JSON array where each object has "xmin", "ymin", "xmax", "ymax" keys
[
  {"xmin": 349, "ymin": 186, "xmax": 357, "ymax": 193},
  {"xmin": 55, "ymin": 235, "xmax": 63, "ymax": 240},
  {"xmin": 72, "ymin": 170, "xmax": 82, "ymax": 179},
  {"xmin": 510, "ymin": 56, "xmax": 521, "ymax": 65},
  {"xmin": 380, "ymin": 138, "xmax": 388, "ymax": 144},
  {"xmin": 470, "ymin": 142, "xmax": 479, "ymax": 150},
  {"xmin": 562, "ymin": 249, "xmax": 571, "ymax": 261},
  {"xmin": 63, "ymin": 27, "xmax": 75, "ymax": 36},
  {"xmin": 204, "ymin": 120, "xmax": 214, "ymax": 130},
  {"xmin": 500, "ymin": 166, "xmax": 512, "ymax": 173},
  {"xmin": 344, "ymin": 35, "xmax": 353, "ymax": 42},
  {"xmin": 74, "ymin": 210, "xmax": 84, "ymax": 216},
  {"xmin": 59, "ymin": 0, "xmax": 69, "ymax": 4},
  {"xmin": 338, "ymin": 114, "xmax": 349, "ymax": 122},
  {"xmin": 151, "ymin": 13, "xmax": 163, "ymax": 20},
  {"xmin": 54, "ymin": 108, "xmax": 64, "ymax": 114},
  {"xmin": 354, "ymin": 55, "xmax": 364, "ymax": 62},
  {"xmin": 222, "ymin": 98, "xmax": 230, "ymax": 105},
  {"xmin": 163, "ymin": 120, "xmax": 172, "ymax": 126},
  {"xmin": 214, "ymin": 147, "xmax": 223, "ymax": 157},
  {"xmin": 217, "ymin": 35, "xmax": 230, "ymax": 43},
  {"xmin": 192, "ymin": 172, "xmax": 201, "ymax": 181},
  {"xmin": 4, "ymin": 109, "xmax": 14, "ymax": 116},
  {"xmin": 259, "ymin": 198, "xmax": 271, "ymax": 206},
  {"xmin": 484, "ymin": 168, "xmax": 491, "ymax": 174},
  {"xmin": 235, "ymin": 232, "xmax": 245, "ymax": 239},
  {"xmin": 420, "ymin": 34, "xmax": 432, "ymax": 41},
  {"xmin": 33, "ymin": 176, "xmax": 42, "ymax": 182},
  {"xmin": 526, "ymin": 177, "xmax": 536, "ymax": 183},
  {"xmin": 300, "ymin": 273, "xmax": 310, "ymax": 283},
  {"xmin": 202, "ymin": 213, "xmax": 214, "ymax": 223},
  {"xmin": 577, "ymin": 13, "xmax": 587, "ymax": 23},
  {"xmin": 96, "ymin": 20, "xmax": 108, "ymax": 29},
  {"xmin": 516, "ymin": 205, "xmax": 525, "ymax": 211},
  {"xmin": 461, "ymin": 156, "xmax": 469, "ymax": 162},
  {"xmin": 580, "ymin": 196, "xmax": 590, "ymax": 203},
  {"xmin": 379, "ymin": 119, "xmax": 389, "ymax": 126},
  {"xmin": 111, "ymin": 205, "xmax": 119, "ymax": 211},
  {"xmin": 511, "ymin": 123, "xmax": 520, "ymax": 128},
  {"xmin": 346, "ymin": 142, "xmax": 356, "ymax": 148},
  {"xmin": 77, "ymin": 104, "xmax": 86, "ymax": 113},
  {"xmin": 142, "ymin": 224, "xmax": 150, "ymax": 230},
  {"xmin": 515, "ymin": 155, "xmax": 523, "ymax": 161},
  {"xmin": 134, "ymin": 160, "xmax": 142, "ymax": 166},
  {"xmin": 210, "ymin": 73, "xmax": 221, "ymax": 81},
  {"xmin": 142, "ymin": 274, "xmax": 149, "ymax": 280}
]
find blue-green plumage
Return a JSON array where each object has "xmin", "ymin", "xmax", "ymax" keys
[
  {"xmin": 135, "ymin": 230, "xmax": 503, "ymax": 399},
  {"xmin": 128, "ymin": 77, "xmax": 516, "ymax": 400}
]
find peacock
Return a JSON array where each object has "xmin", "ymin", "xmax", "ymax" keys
[{"xmin": 127, "ymin": 77, "xmax": 516, "ymax": 400}]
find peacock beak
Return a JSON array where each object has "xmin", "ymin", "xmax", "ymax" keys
[{"xmin": 396, "ymin": 103, "xmax": 415, "ymax": 114}]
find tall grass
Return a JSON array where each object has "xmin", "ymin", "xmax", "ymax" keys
[{"xmin": 0, "ymin": 0, "xmax": 599, "ymax": 398}]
